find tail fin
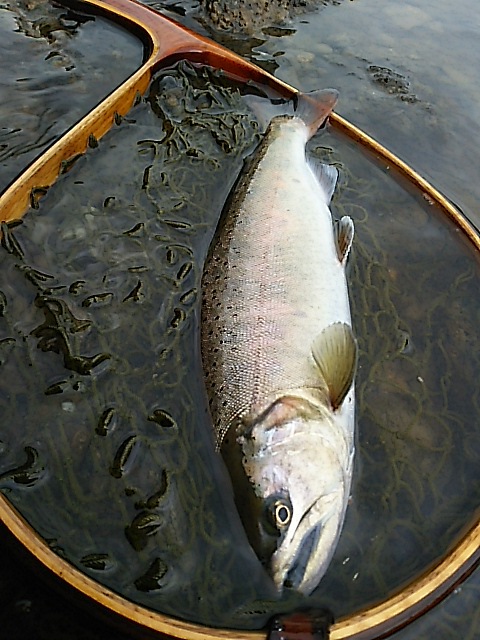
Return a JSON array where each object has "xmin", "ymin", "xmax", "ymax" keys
[
  {"xmin": 294, "ymin": 89, "xmax": 338, "ymax": 138},
  {"xmin": 245, "ymin": 89, "xmax": 338, "ymax": 137}
]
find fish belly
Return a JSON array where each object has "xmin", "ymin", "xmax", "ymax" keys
[{"xmin": 201, "ymin": 119, "xmax": 351, "ymax": 445}]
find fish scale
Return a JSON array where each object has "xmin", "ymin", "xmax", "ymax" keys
[{"xmin": 202, "ymin": 116, "xmax": 348, "ymax": 443}]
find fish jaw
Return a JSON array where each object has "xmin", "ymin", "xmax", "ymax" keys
[
  {"xmin": 232, "ymin": 394, "xmax": 354, "ymax": 595},
  {"xmin": 271, "ymin": 485, "xmax": 347, "ymax": 594}
]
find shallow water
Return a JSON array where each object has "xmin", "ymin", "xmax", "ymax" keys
[
  {"xmin": 0, "ymin": 0, "xmax": 142, "ymax": 188},
  {"xmin": 0, "ymin": 0, "xmax": 479, "ymax": 638}
]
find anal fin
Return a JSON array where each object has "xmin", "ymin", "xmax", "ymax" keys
[
  {"xmin": 311, "ymin": 322, "xmax": 357, "ymax": 410},
  {"xmin": 308, "ymin": 159, "xmax": 338, "ymax": 203}
]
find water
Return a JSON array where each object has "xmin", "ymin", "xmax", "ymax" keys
[
  {"xmin": 0, "ymin": 0, "xmax": 479, "ymax": 638},
  {"xmin": 0, "ymin": 0, "xmax": 142, "ymax": 189},
  {"xmin": 262, "ymin": 0, "xmax": 480, "ymax": 223}
]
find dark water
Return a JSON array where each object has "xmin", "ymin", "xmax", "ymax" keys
[
  {"xmin": 0, "ymin": 0, "xmax": 479, "ymax": 638},
  {"xmin": 0, "ymin": 0, "xmax": 142, "ymax": 189}
]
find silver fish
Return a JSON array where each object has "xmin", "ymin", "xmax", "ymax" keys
[{"xmin": 201, "ymin": 89, "xmax": 357, "ymax": 595}]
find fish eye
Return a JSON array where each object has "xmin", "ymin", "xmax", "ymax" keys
[
  {"xmin": 274, "ymin": 501, "xmax": 292, "ymax": 527},
  {"xmin": 265, "ymin": 496, "xmax": 293, "ymax": 532}
]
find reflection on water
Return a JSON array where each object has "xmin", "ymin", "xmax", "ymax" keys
[{"xmin": 0, "ymin": 0, "xmax": 479, "ymax": 637}]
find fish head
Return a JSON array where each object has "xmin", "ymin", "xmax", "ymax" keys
[{"xmin": 222, "ymin": 395, "xmax": 353, "ymax": 595}]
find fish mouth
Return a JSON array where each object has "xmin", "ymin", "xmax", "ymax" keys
[
  {"xmin": 282, "ymin": 524, "xmax": 322, "ymax": 591},
  {"xmin": 270, "ymin": 490, "xmax": 344, "ymax": 595}
]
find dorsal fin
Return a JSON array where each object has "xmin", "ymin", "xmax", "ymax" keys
[
  {"xmin": 334, "ymin": 215, "xmax": 354, "ymax": 264},
  {"xmin": 311, "ymin": 323, "xmax": 357, "ymax": 410}
]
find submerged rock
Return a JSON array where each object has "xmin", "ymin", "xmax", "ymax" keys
[
  {"xmin": 367, "ymin": 65, "xmax": 419, "ymax": 103},
  {"xmin": 199, "ymin": 0, "xmax": 340, "ymax": 34}
]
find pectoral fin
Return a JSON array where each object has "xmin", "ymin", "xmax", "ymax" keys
[
  {"xmin": 312, "ymin": 323, "xmax": 358, "ymax": 410},
  {"xmin": 334, "ymin": 216, "xmax": 354, "ymax": 264}
]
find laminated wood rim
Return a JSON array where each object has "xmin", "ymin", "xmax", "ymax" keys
[{"xmin": 0, "ymin": 1, "xmax": 479, "ymax": 638}]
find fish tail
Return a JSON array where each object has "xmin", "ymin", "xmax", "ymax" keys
[
  {"xmin": 294, "ymin": 89, "xmax": 339, "ymax": 138},
  {"xmin": 245, "ymin": 89, "xmax": 338, "ymax": 136}
]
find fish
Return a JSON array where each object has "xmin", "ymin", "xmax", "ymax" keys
[{"xmin": 201, "ymin": 88, "xmax": 357, "ymax": 595}]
